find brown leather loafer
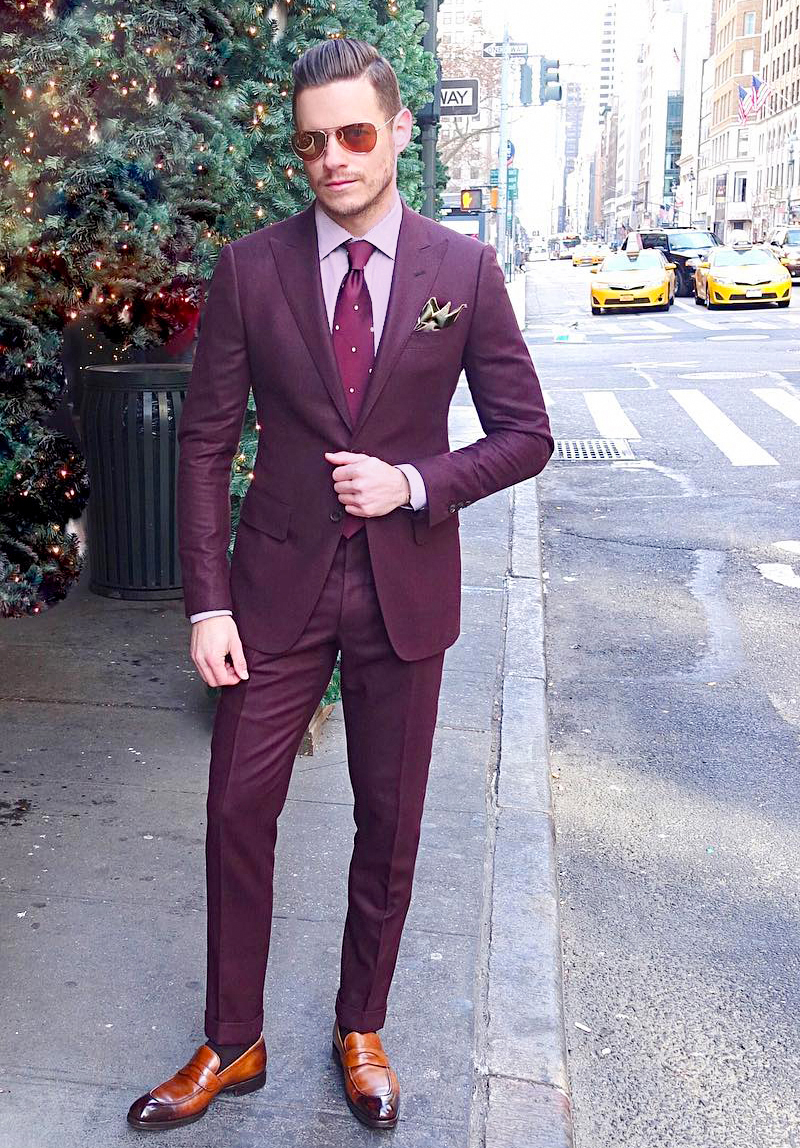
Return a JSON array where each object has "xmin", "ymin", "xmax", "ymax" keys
[
  {"xmin": 332, "ymin": 1022, "xmax": 400, "ymax": 1129},
  {"xmin": 126, "ymin": 1035, "xmax": 267, "ymax": 1130}
]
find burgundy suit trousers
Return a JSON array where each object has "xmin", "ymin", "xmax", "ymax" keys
[{"xmin": 204, "ymin": 528, "xmax": 445, "ymax": 1043}]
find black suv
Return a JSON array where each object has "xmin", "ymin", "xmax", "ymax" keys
[
  {"xmin": 622, "ymin": 229, "xmax": 721, "ymax": 296},
  {"xmin": 765, "ymin": 226, "xmax": 800, "ymax": 279}
]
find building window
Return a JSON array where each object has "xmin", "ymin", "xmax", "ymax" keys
[
  {"xmin": 742, "ymin": 48, "xmax": 754, "ymax": 74},
  {"xmin": 733, "ymin": 171, "xmax": 747, "ymax": 201},
  {"xmin": 744, "ymin": 10, "xmax": 756, "ymax": 34},
  {"xmin": 738, "ymin": 129, "xmax": 749, "ymax": 157}
]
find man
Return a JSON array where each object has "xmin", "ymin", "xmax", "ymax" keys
[{"xmin": 127, "ymin": 37, "xmax": 552, "ymax": 1133}]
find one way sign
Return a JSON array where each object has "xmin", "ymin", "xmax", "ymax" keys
[{"xmin": 439, "ymin": 78, "xmax": 480, "ymax": 117}]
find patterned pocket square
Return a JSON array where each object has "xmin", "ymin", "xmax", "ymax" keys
[{"xmin": 413, "ymin": 297, "xmax": 467, "ymax": 332}]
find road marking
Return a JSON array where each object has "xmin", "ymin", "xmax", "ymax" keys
[
  {"xmin": 678, "ymin": 372, "xmax": 770, "ymax": 380},
  {"xmin": 583, "ymin": 392, "xmax": 641, "ymax": 440},
  {"xmin": 708, "ymin": 334, "xmax": 770, "ymax": 341},
  {"xmin": 611, "ymin": 333, "xmax": 672, "ymax": 340},
  {"xmin": 590, "ymin": 321, "xmax": 627, "ymax": 334},
  {"xmin": 752, "ymin": 388, "xmax": 800, "ymax": 426},
  {"xmin": 732, "ymin": 320, "xmax": 779, "ymax": 330},
  {"xmin": 617, "ymin": 361, "xmax": 698, "ymax": 369},
  {"xmin": 775, "ymin": 540, "xmax": 800, "ymax": 554},
  {"xmin": 756, "ymin": 563, "xmax": 800, "ymax": 589},
  {"xmin": 637, "ymin": 319, "xmax": 674, "ymax": 332},
  {"xmin": 672, "ymin": 313, "xmax": 724, "ymax": 329},
  {"xmin": 669, "ymin": 389, "xmax": 779, "ymax": 466}
]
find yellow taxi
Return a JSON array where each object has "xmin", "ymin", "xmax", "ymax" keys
[
  {"xmin": 589, "ymin": 249, "xmax": 676, "ymax": 314},
  {"xmin": 572, "ymin": 242, "xmax": 609, "ymax": 267},
  {"xmin": 693, "ymin": 245, "xmax": 792, "ymax": 308}
]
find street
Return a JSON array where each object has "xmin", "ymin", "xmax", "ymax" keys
[{"xmin": 526, "ymin": 258, "xmax": 800, "ymax": 1148}]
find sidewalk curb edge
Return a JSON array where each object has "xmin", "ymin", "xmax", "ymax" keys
[{"xmin": 482, "ymin": 478, "xmax": 574, "ymax": 1148}]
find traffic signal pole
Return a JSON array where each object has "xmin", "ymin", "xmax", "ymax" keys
[
  {"xmin": 419, "ymin": 0, "xmax": 440, "ymax": 219},
  {"xmin": 497, "ymin": 22, "xmax": 511, "ymax": 279}
]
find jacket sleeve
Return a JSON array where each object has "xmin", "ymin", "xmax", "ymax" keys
[
  {"xmin": 411, "ymin": 243, "xmax": 553, "ymax": 528},
  {"xmin": 177, "ymin": 242, "xmax": 251, "ymax": 619}
]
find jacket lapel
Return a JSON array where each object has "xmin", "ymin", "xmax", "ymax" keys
[
  {"xmin": 268, "ymin": 199, "xmax": 449, "ymax": 437},
  {"xmin": 269, "ymin": 204, "xmax": 353, "ymax": 430},
  {"xmin": 352, "ymin": 204, "xmax": 448, "ymax": 435}
]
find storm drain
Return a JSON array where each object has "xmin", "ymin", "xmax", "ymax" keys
[{"xmin": 552, "ymin": 437, "xmax": 635, "ymax": 462}]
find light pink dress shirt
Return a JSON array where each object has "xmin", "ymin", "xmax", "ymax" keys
[{"xmin": 190, "ymin": 193, "xmax": 426, "ymax": 623}]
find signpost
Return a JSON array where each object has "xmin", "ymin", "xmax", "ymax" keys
[{"xmin": 439, "ymin": 79, "xmax": 480, "ymax": 117}]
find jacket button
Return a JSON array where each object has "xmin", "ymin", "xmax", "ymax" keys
[
  {"xmin": 448, "ymin": 503, "xmax": 457, "ymax": 514},
  {"xmin": 330, "ymin": 509, "xmax": 343, "ymax": 523}
]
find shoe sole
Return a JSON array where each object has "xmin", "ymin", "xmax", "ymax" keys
[
  {"xmin": 331, "ymin": 1042, "xmax": 399, "ymax": 1130},
  {"xmin": 126, "ymin": 1069, "xmax": 267, "ymax": 1130}
]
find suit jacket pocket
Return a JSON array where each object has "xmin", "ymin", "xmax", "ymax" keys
[{"xmin": 238, "ymin": 485, "xmax": 292, "ymax": 541}]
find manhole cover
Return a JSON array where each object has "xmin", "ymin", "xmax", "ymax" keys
[{"xmin": 552, "ymin": 438, "xmax": 635, "ymax": 462}]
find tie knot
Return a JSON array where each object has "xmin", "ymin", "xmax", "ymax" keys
[{"xmin": 346, "ymin": 239, "xmax": 375, "ymax": 272}]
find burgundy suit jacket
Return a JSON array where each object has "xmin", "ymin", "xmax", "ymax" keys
[{"xmin": 176, "ymin": 199, "xmax": 553, "ymax": 662}]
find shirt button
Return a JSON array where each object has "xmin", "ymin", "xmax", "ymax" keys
[{"xmin": 330, "ymin": 509, "xmax": 343, "ymax": 523}]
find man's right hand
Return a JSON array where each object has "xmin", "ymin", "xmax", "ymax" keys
[{"xmin": 190, "ymin": 615, "xmax": 249, "ymax": 687}]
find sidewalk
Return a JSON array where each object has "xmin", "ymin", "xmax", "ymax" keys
[{"xmin": 0, "ymin": 352, "xmax": 569, "ymax": 1148}]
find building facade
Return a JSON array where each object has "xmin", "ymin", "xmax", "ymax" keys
[
  {"xmin": 752, "ymin": 0, "xmax": 800, "ymax": 237},
  {"xmin": 695, "ymin": 0, "xmax": 763, "ymax": 242},
  {"xmin": 675, "ymin": 0, "xmax": 715, "ymax": 227}
]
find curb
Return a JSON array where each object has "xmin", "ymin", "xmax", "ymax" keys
[{"xmin": 480, "ymin": 477, "xmax": 573, "ymax": 1148}]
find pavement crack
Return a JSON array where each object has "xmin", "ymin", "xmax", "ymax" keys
[{"xmin": 551, "ymin": 528, "xmax": 723, "ymax": 553}]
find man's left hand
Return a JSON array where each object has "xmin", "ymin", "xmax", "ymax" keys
[{"xmin": 325, "ymin": 452, "xmax": 410, "ymax": 518}]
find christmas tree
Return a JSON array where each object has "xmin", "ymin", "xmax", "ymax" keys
[{"xmin": 0, "ymin": 0, "xmax": 437, "ymax": 616}]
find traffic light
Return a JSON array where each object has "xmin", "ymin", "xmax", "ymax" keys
[
  {"xmin": 490, "ymin": 187, "xmax": 499, "ymax": 210},
  {"xmin": 539, "ymin": 58, "xmax": 562, "ymax": 103},
  {"xmin": 460, "ymin": 188, "xmax": 483, "ymax": 210},
  {"xmin": 520, "ymin": 63, "xmax": 533, "ymax": 106}
]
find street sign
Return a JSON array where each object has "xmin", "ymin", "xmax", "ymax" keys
[
  {"xmin": 483, "ymin": 41, "xmax": 528, "ymax": 59},
  {"xmin": 490, "ymin": 168, "xmax": 518, "ymax": 197},
  {"xmin": 439, "ymin": 78, "xmax": 480, "ymax": 117}
]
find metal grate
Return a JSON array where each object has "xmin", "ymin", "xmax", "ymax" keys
[{"xmin": 552, "ymin": 438, "xmax": 636, "ymax": 462}]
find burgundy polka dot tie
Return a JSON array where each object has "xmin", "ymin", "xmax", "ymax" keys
[{"xmin": 332, "ymin": 239, "xmax": 376, "ymax": 537}]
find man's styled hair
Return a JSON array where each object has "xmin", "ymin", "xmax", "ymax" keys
[{"xmin": 291, "ymin": 38, "xmax": 403, "ymax": 124}]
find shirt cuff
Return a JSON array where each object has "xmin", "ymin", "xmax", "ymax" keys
[
  {"xmin": 395, "ymin": 464, "xmax": 427, "ymax": 512},
  {"xmin": 190, "ymin": 610, "xmax": 233, "ymax": 623}
]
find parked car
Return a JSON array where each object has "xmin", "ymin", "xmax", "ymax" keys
[
  {"xmin": 589, "ymin": 249, "xmax": 676, "ymax": 314},
  {"xmin": 693, "ymin": 246, "xmax": 792, "ymax": 308},
  {"xmin": 764, "ymin": 225, "xmax": 800, "ymax": 279},
  {"xmin": 622, "ymin": 228, "xmax": 721, "ymax": 296}
]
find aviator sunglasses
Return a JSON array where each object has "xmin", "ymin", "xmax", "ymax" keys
[{"xmin": 289, "ymin": 114, "xmax": 397, "ymax": 162}]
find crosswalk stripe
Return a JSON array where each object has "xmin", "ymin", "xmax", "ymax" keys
[
  {"xmin": 672, "ymin": 313, "xmax": 726, "ymax": 329},
  {"xmin": 637, "ymin": 319, "xmax": 674, "ymax": 332},
  {"xmin": 590, "ymin": 321, "xmax": 626, "ymax": 334},
  {"xmin": 583, "ymin": 392, "xmax": 642, "ymax": 439},
  {"xmin": 753, "ymin": 388, "xmax": 800, "ymax": 426},
  {"xmin": 669, "ymin": 390, "xmax": 778, "ymax": 466}
]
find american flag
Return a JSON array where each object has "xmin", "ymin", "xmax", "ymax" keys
[
  {"xmin": 751, "ymin": 74, "xmax": 771, "ymax": 112},
  {"xmin": 737, "ymin": 84, "xmax": 753, "ymax": 124}
]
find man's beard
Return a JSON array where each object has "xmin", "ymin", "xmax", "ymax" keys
[{"xmin": 318, "ymin": 161, "xmax": 395, "ymax": 218}]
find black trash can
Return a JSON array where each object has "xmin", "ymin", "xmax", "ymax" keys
[{"xmin": 80, "ymin": 364, "xmax": 190, "ymax": 599}]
